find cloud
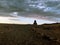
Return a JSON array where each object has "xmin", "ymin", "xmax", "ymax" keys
[
  {"xmin": 9, "ymin": 12, "xmax": 18, "ymax": 17},
  {"xmin": 0, "ymin": 0, "xmax": 60, "ymax": 22}
]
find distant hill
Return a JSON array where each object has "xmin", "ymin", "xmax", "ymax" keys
[{"xmin": 0, "ymin": 23, "xmax": 60, "ymax": 45}]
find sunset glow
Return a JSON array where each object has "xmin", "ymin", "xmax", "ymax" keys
[{"xmin": 0, "ymin": 16, "xmax": 55, "ymax": 25}]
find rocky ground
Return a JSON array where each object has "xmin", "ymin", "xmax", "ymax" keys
[{"xmin": 0, "ymin": 23, "xmax": 60, "ymax": 45}]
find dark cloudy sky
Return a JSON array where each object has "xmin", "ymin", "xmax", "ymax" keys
[{"xmin": 0, "ymin": 0, "xmax": 60, "ymax": 24}]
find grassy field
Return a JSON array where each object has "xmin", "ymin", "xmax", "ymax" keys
[{"xmin": 0, "ymin": 23, "xmax": 60, "ymax": 45}]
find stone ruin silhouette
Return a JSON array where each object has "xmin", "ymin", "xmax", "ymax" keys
[{"xmin": 33, "ymin": 20, "xmax": 37, "ymax": 25}]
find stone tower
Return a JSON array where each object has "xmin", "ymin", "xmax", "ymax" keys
[{"xmin": 33, "ymin": 20, "xmax": 37, "ymax": 25}]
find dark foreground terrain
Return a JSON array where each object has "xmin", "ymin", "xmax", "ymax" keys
[{"xmin": 0, "ymin": 23, "xmax": 60, "ymax": 45}]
